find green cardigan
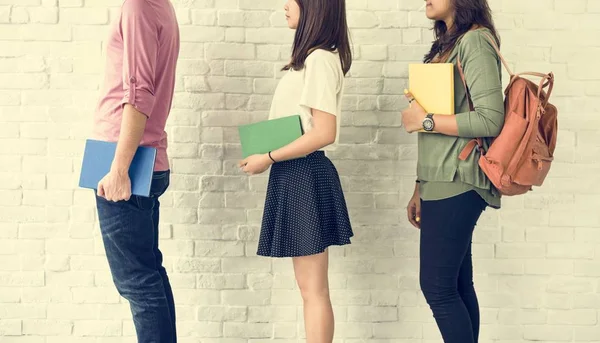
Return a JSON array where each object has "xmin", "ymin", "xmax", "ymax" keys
[{"xmin": 417, "ymin": 28, "xmax": 505, "ymax": 208}]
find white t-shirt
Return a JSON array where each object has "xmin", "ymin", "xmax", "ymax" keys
[{"xmin": 268, "ymin": 49, "xmax": 344, "ymax": 150}]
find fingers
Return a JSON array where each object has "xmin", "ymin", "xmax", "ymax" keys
[
  {"xmin": 241, "ymin": 164, "xmax": 252, "ymax": 176},
  {"xmin": 97, "ymin": 185, "xmax": 128, "ymax": 202},
  {"xmin": 414, "ymin": 203, "xmax": 421, "ymax": 229},
  {"xmin": 239, "ymin": 157, "xmax": 250, "ymax": 168},
  {"xmin": 407, "ymin": 204, "xmax": 418, "ymax": 228},
  {"xmin": 408, "ymin": 215, "xmax": 419, "ymax": 228},
  {"xmin": 403, "ymin": 90, "xmax": 415, "ymax": 109},
  {"xmin": 407, "ymin": 201, "xmax": 421, "ymax": 229},
  {"xmin": 97, "ymin": 183, "xmax": 105, "ymax": 198},
  {"xmin": 101, "ymin": 184, "xmax": 116, "ymax": 202}
]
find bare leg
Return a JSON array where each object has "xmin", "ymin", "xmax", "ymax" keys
[{"xmin": 293, "ymin": 249, "xmax": 334, "ymax": 343}]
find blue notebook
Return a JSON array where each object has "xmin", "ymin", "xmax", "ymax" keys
[{"xmin": 78, "ymin": 139, "xmax": 157, "ymax": 197}]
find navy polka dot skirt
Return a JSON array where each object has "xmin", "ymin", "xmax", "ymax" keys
[{"xmin": 257, "ymin": 151, "xmax": 354, "ymax": 258}]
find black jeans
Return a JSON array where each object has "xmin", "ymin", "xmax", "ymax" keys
[
  {"xmin": 419, "ymin": 190, "xmax": 486, "ymax": 343},
  {"xmin": 95, "ymin": 170, "xmax": 176, "ymax": 343}
]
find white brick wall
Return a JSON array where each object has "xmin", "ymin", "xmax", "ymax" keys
[{"xmin": 0, "ymin": 0, "xmax": 599, "ymax": 342}]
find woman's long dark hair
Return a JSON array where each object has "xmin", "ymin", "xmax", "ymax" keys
[
  {"xmin": 283, "ymin": 0, "xmax": 352, "ymax": 75},
  {"xmin": 424, "ymin": 0, "xmax": 499, "ymax": 63}
]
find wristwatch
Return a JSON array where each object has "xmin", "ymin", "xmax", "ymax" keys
[{"xmin": 422, "ymin": 113, "xmax": 435, "ymax": 132}]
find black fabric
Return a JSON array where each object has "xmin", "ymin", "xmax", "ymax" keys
[
  {"xmin": 258, "ymin": 151, "xmax": 353, "ymax": 258},
  {"xmin": 420, "ymin": 190, "xmax": 487, "ymax": 343}
]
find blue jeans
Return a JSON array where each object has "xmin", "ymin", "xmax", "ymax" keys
[
  {"xmin": 96, "ymin": 170, "xmax": 176, "ymax": 343},
  {"xmin": 419, "ymin": 191, "xmax": 486, "ymax": 343}
]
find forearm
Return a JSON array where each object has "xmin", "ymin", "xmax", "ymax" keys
[
  {"xmin": 269, "ymin": 109, "xmax": 337, "ymax": 162},
  {"xmin": 270, "ymin": 128, "xmax": 334, "ymax": 162},
  {"xmin": 432, "ymin": 111, "xmax": 502, "ymax": 138},
  {"xmin": 111, "ymin": 104, "xmax": 148, "ymax": 172},
  {"xmin": 432, "ymin": 114, "xmax": 459, "ymax": 136},
  {"xmin": 455, "ymin": 108, "xmax": 503, "ymax": 138}
]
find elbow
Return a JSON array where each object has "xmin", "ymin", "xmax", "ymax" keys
[
  {"xmin": 461, "ymin": 110, "xmax": 505, "ymax": 138},
  {"xmin": 469, "ymin": 123, "xmax": 502, "ymax": 138},
  {"xmin": 327, "ymin": 130, "xmax": 337, "ymax": 144},
  {"xmin": 323, "ymin": 134, "xmax": 336, "ymax": 146},
  {"xmin": 485, "ymin": 122, "xmax": 503, "ymax": 138},
  {"xmin": 316, "ymin": 129, "xmax": 336, "ymax": 147},
  {"xmin": 325, "ymin": 127, "xmax": 337, "ymax": 145},
  {"xmin": 485, "ymin": 115, "xmax": 505, "ymax": 138},
  {"xmin": 122, "ymin": 87, "xmax": 155, "ymax": 118}
]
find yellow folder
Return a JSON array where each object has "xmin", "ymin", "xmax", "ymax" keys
[{"xmin": 408, "ymin": 63, "xmax": 455, "ymax": 132}]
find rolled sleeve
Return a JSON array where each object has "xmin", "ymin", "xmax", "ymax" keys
[
  {"xmin": 456, "ymin": 37, "xmax": 505, "ymax": 138},
  {"xmin": 120, "ymin": 0, "xmax": 159, "ymax": 118},
  {"xmin": 299, "ymin": 52, "xmax": 341, "ymax": 116}
]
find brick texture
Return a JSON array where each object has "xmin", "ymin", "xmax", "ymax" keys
[{"xmin": 0, "ymin": 0, "xmax": 599, "ymax": 342}]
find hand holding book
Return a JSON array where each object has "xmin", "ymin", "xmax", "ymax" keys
[
  {"xmin": 401, "ymin": 90, "xmax": 428, "ymax": 133},
  {"xmin": 404, "ymin": 63, "xmax": 455, "ymax": 134},
  {"xmin": 238, "ymin": 153, "xmax": 273, "ymax": 175}
]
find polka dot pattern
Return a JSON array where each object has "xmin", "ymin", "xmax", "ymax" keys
[{"xmin": 257, "ymin": 151, "xmax": 354, "ymax": 258}]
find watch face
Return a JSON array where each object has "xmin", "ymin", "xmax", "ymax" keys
[{"xmin": 423, "ymin": 118, "xmax": 434, "ymax": 131}]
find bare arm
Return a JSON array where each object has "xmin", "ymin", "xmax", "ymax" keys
[
  {"xmin": 238, "ymin": 109, "xmax": 337, "ymax": 175},
  {"xmin": 240, "ymin": 51, "xmax": 341, "ymax": 174},
  {"xmin": 428, "ymin": 114, "xmax": 459, "ymax": 136},
  {"xmin": 270, "ymin": 109, "xmax": 336, "ymax": 162},
  {"xmin": 110, "ymin": 104, "xmax": 148, "ymax": 173}
]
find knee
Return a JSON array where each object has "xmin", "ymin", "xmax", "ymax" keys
[
  {"xmin": 458, "ymin": 279, "xmax": 476, "ymax": 295},
  {"xmin": 297, "ymin": 279, "xmax": 330, "ymax": 303},
  {"xmin": 112, "ymin": 269, "xmax": 165, "ymax": 302},
  {"xmin": 420, "ymin": 274, "xmax": 458, "ymax": 306}
]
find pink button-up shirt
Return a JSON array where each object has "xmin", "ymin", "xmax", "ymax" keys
[{"xmin": 93, "ymin": 0, "xmax": 180, "ymax": 171}]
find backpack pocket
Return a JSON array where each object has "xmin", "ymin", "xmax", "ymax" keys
[{"xmin": 514, "ymin": 142, "xmax": 554, "ymax": 187}]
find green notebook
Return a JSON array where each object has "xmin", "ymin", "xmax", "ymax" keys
[{"xmin": 238, "ymin": 115, "xmax": 304, "ymax": 158}]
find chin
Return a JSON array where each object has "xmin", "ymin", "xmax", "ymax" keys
[{"xmin": 425, "ymin": 9, "xmax": 438, "ymax": 20}]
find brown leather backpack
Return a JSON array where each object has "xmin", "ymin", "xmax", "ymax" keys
[{"xmin": 457, "ymin": 32, "xmax": 558, "ymax": 196}]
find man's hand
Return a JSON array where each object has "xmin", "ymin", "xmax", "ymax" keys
[
  {"xmin": 97, "ymin": 169, "xmax": 132, "ymax": 202},
  {"xmin": 97, "ymin": 104, "xmax": 146, "ymax": 202}
]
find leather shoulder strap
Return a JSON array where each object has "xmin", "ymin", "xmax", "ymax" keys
[
  {"xmin": 481, "ymin": 31, "xmax": 513, "ymax": 76},
  {"xmin": 456, "ymin": 56, "xmax": 474, "ymax": 112}
]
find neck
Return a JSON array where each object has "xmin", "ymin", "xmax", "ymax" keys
[{"xmin": 443, "ymin": 15, "xmax": 454, "ymax": 31}]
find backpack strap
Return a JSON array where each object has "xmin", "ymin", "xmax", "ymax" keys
[
  {"xmin": 457, "ymin": 55, "xmax": 483, "ymax": 161},
  {"xmin": 458, "ymin": 138, "xmax": 482, "ymax": 161},
  {"xmin": 481, "ymin": 31, "xmax": 513, "ymax": 76},
  {"xmin": 456, "ymin": 56, "xmax": 474, "ymax": 112}
]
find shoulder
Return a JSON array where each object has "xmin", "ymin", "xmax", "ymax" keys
[
  {"xmin": 305, "ymin": 49, "xmax": 342, "ymax": 72},
  {"xmin": 460, "ymin": 29, "xmax": 497, "ymax": 51},
  {"xmin": 122, "ymin": 0, "xmax": 147, "ymax": 10},
  {"xmin": 458, "ymin": 28, "xmax": 499, "ymax": 60},
  {"xmin": 121, "ymin": 0, "xmax": 155, "ymax": 17},
  {"xmin": 120, "ymin": 0, "xmax": 161, "ymax": 30}
]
